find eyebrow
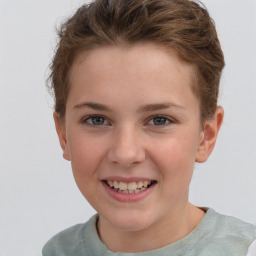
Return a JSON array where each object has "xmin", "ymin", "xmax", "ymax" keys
[
  {"xmin": 73, "ymin": 102, "xmax": 112, "ymax": 111},
  {"xmin": 73, "ymin": 101, "xmax": 185, "ymax": 112},
  {"xmin": 137, "ymin": 103, "xmax": 185, "ymax": 113}
]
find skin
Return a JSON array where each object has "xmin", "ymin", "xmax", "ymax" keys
[{"xmin": 54, "ymin": 43, "xmax": 224, "ymax": 252}]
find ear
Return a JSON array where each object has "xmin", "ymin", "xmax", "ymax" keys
[
  {"xmin": 196, "ymin": 106, "xmax": 224, "ymax": 163},
  {"xmin": 53, "ymin": 112, "xmax": 70, "ymax": 161}
]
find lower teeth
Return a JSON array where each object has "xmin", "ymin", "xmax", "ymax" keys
[{"xmin": 113, "ymin": 187, "xmax": 147, "ymax": 194}]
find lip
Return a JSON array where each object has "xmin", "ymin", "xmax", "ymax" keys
[{"xmin": 101, "ymin": 179, "xmax": 157, "ymax": 202}]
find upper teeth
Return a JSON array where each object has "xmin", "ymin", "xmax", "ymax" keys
[{"xmin": 107, "ymin": 180, "xmax": 152, "ymax": 191}]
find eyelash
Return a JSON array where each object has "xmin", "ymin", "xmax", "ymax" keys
[
  {"xmin": 82, "ymin": 115, "xmax": 174, "ymax": 127},
  {"xmin": 82, "ymin": 115, "xmax": 110, "ymax": 126},
  {"xmin": 147, "ymin": 115, "xmax": 174, "ymax": 126}
]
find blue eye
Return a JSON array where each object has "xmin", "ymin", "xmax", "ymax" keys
[
  {"xmin": 148, "ymin": 116, "xmax": 173, "ymax": 126},
  {"xmin": 83, "ymin": 116, "xmax": 108, "ymax": 126}
]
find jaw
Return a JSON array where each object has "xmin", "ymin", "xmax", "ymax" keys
[{"xmin": 97, "ymin": 201, "xmax": 198, "ymax": 253}]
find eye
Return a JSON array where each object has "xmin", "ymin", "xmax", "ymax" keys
[
  {"xmin": 148, "ymin": 116, "xmax": 173, "ymax": 126},
  {"xmin": 83, "ymin": 115, "xmax": 109, "ymax": 126}
]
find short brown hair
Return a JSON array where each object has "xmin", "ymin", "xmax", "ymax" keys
[{"xmin": 49, "ymin": 0, "xmax": 225, "ymax": 121}]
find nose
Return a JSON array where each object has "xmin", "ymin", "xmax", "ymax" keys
[{"xmin": 107, "ymin": 126, "xmax": 146, "ymax": 168}]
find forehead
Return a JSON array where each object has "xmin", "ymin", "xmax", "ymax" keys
[
  {"xmin": 68, "ymin": 43, "xmax": 196, "ymax": 107},
  {"xmin": 69, "ymin": 43, "xmax": 194, "ymax": 84}
]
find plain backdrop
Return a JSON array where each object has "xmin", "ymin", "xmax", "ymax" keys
[{"xmin": 0, "ymin": 0, "xmax": 255, "ymax": 255}]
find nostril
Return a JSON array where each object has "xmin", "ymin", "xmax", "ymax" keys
[{"xmin": 107, "ymin": 147, "xmax": 146, "ymax": 167}]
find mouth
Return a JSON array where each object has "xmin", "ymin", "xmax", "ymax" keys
[{"xmin": 103, "ymin": 180, "xmax": 157, "ymax": 194}]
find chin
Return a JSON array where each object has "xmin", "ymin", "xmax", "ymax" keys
[{"xmin": 102, "ymin": 210, "xmax": 155, "ymax": 232}]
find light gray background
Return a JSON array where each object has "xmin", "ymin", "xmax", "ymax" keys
[{"xmin": 0, "ymin": 0, "xmax": 255, "ymax": 255}]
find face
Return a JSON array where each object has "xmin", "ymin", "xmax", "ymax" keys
[{"xmin": 55, "ymin": 44, "xmax": 221, "ymax": 233}]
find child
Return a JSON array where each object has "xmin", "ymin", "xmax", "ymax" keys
[{"xmin": 43, "ymin": 0, "xmax": 256, "ymax": 255}]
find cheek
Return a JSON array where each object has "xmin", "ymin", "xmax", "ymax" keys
[
  {"xmin": 68, "ymin": 135, "xmax": 106, "ymax": 180},
  {"xmin": 151, "ymin": 136, "xmax": 197, "ymax": 169},
  {"xmin": 149, "ymin": 136, "xmax": 198, "ymax": 189}
]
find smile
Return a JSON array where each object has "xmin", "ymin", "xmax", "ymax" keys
[{"xmin": 104, "ymin": 180, "xmax": 156, "ymax": 194}]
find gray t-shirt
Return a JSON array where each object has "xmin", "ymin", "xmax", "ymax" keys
[{"xmin": 42, "ymin": 208, "xmax": 256, "ymax": 256}]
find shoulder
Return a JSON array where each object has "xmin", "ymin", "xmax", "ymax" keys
[
  {"xmin": 212, "ymin": 209, "xmax": 256, "ymax": 241},
  {"xmin": 42, "ymin": 214, "xmax": 99, "ymax": 256},
  {"xmin": 196, "ymin": 208, "xmax": 256, "ymax": 256}
]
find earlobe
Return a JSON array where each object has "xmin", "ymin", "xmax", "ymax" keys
[
  {"xmin": 195, "ymin": 106, "xmax": 224, "ymax": 163},
  {"xmin": 53, "ymin": 112, "xmax": 71, "ymax": 161}
]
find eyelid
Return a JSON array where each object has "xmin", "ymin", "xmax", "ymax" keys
[
  {"xmin": 146, "ymin": 115, "xmax": 175, "ymax": 126},
  {"xmin": 80, "ymin": 114, "xmax": 175, "ymax": 127},
  {"xmin": 81, "ymin": 114, "xmax": 111, "ymax": 126}
]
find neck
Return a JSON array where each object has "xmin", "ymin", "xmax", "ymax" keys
[{"xmin": 97, "ymin": 203, "xmax": 205, "ymax": 253}]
